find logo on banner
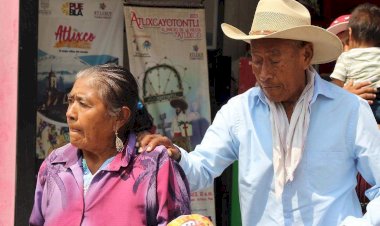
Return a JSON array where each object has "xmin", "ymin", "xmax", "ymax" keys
[
  {"xmin": 39, "ymin": 0, "xmax": 51, "ymax": 15},
  {"xmin": 54, "ymin": 25, "xmax": 96, "ymax": 50},
  {"xmin": 132, "ymin": 36, "xmax": 151, "ymax": 57},
  {"xmin": 129, "ymin": 11, "xmax": 202, "ymax": 40},
  {"xmin": 189, "ymin": 45, "xmax": 204, "ymax": 60},
  {"xmin": 94, "ymin": 3, "xmax": 112, "ymax": 19},
  {"xmin": 61, "ymin": 2, "xmax": 84, "ymax": 16}
]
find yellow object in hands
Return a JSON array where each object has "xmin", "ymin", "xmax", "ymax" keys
[{"xmin": 168, "ymin": 214, "xmax": 214, "ymax": 226}]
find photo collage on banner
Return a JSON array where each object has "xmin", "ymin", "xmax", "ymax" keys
[
  {"xmin": 124, "ymin": 5, "xmax": 216, "ymax": 223},
  {"xmin": 37, "ymin": 0, "xmax": 123, "ymax": 159}
]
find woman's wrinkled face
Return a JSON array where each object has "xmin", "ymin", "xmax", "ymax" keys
[
  {"xmin": 250, "ymin": 39, "xmax": 312, "ymax": 103},
  {"xmin": 66, "ymin": 77, "xmax": 116, "ymax": 152}
]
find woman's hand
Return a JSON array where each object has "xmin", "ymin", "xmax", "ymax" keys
[
  {"xmin": 344, "ymin": 80, "xmax": 377, "ymax": 104},
  {"xmin": 137, "ymin": 132, "xmax": 181, "ymax": 161}
]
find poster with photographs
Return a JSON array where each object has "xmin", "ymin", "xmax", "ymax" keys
[
  {"xmin": 37, "ymin": 0, "xmax": 124, "ymax": 159},
  {"xmin": 124, "ymin": 5, "xmax": 215, "ymax": 224}
]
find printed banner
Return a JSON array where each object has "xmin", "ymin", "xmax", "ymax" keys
[
  {"xmin": 124, "ymin": 5, "xmax": 216, "ymax": 224},
  {"xmin": 37, "ymin": 0, "xmax": 124, "ymax": 159}
]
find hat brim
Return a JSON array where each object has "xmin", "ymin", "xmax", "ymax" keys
[
  {"xmin": 170, "ymin": 98, "xmax": 188, "ymax": 110},
  {"xmin": 326, "ymin": 22, "xmax": 348, "ymax": 35},
  {"xmin": 221, "ymin": 23, "xmax": 343, "ymax": 65}
]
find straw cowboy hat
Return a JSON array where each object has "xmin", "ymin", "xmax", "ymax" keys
[{"xmin": 221, "ymin": 0, "xmax": 343, "ymax": 64}]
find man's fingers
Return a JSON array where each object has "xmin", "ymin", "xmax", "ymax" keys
[
  {"xmin": 137, "ymin": 134, "xmax": 159, "ymax": 153},
  {"xmin": 137, "ymin": 133, "xmax": 175, "ymax": 153},
  {"xmin": 353, "ymin": 81, "xmax": 372, "ymax": 89},
  {"xmin": 360, "ymin": 87, "xmax": 377, "ymax": 95},
  {"xmin": 146, "ymin": 136, "xmax": 169, "ymax": 151},
  {"xmin": 136, "ymin": 131, "xmax": 151, "ymax": 146},
  {"xmin": 345, "ymin": 80, "xmax": 354, "ymax": 87},
  {"xmin": 138, "ymin": 133, "xmax": 158, "ymax": 148},
  {"xmin": 359, "ymin": 93, "xmax": 376, "ymax": 104},
  {"xmin": 167, "ymin": 147, "xmax": 181, "ymax": 161},
  {"xmin": 136, "ymin": 133, "xmax": 178, "ymax": 158},
  {"xmin": 343, "ymin": 81, "xmax": 377, "ymax": 101}
]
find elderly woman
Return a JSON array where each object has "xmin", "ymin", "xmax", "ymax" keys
[{"xmin": 29, "ymin": 64, "xmax": 191, "ymax": 226}]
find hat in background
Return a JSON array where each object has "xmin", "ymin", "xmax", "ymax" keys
[
  {"xmin": 327, "ymin": 14, "xmax": 351, "ymax": 35},
  {"xmin": 170, "ymin": 98, "xmax": 188, "ymax": 111},
  {"xmin": 221, "ymin": 0, "xmax": 343, "ymax": 64}
]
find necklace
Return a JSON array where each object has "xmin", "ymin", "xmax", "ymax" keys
[{"xmin": 82, "ymin": 158, "xmax": 90, "ymax": 175}]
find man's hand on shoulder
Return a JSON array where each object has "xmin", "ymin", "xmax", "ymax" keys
[{"xmin": 136, "ymin": 132, "xmax": 181, "ymax": 161}]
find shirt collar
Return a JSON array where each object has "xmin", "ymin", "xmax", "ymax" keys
[
  {"xmin": 108, "ymin": 133, "xmax": 137, "ymax": 171},
  {"xmin": 49, "ymin": 143, "xmax": 80, "ymax": 167}
]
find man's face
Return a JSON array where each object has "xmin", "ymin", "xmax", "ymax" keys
[
  {"xmin": 250, "ymin": 38, "xmax": 312, "ymax": 103},
  {"xmin": 175, "ymin": 107, "xmax": 182, "ymax": 115}
]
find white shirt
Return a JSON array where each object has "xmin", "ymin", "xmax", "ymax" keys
[{"xmin": 330, "ymin": 47, "xmax": 380, "ymax": 88}]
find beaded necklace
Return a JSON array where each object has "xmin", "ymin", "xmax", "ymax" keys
[{"xmin": 81, "ymin": 156, "xmax": 115, "ymax": 195}]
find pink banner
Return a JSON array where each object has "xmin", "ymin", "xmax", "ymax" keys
[{"xmin": 0, "ymin": 1, "xmax": 19, "ymax": 225}]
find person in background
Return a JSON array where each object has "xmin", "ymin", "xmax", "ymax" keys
[
  {"xmin": 29, "ymin": 64, "xmax": 190, "ymax": 226},
  {"xmin": 139, "ymin": 0, "xmax": 380, "ymax": 225},
  {"xmin": 170, "ymin": 98, "xmax": 192, "ymax": 151},
  {"xmin": 330, "ymin": 3, "xmax": 380, "ymax": 124},
  {"xmin": 327, "ymin": 11, "xmax": 378, "ymax": 213},
  {"xmin": 327, "ymin": 13, "xmax": 377, "ymax": 105},
  {"xmin": 327, "ymin": 14, "xmax": 351, "ymax": 51}
]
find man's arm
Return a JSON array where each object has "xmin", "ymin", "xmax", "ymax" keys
[
  {"xmin": 355, "ymin": 101, "xmax": 380, "ymax": 225},
  {"xmin": 341, "ymin": 98, "xmax": 380, "ymax": 226},
  {"xmin": 138, "ymin": 102, "xmax": 239, "ymax": 191}
]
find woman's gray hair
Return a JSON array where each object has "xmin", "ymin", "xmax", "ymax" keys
[{"xmin": 75, "ymin": 64, "xmax": 139, "ymax": 118}]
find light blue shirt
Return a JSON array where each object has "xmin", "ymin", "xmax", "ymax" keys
[
  {"xmin": 82, "ymin": 156, "xmax": 115, "ymax": 195},
  {"xmin": 179, "ymin": 73, "xmax": 380, "ymax": 226}
]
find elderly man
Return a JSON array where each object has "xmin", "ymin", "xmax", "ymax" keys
[{"xmin": 140, "ymin": 0, "xmax": 380, "ymax": 225}]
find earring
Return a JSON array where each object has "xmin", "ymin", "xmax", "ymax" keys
[{"xmin": 115, "ymin": 131, "xmax": 124, "ymax": 152}]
